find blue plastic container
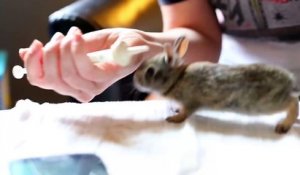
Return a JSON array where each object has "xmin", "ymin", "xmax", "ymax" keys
[{"xmin": 0, "ymin": 50, "xmax": 9, "ymax": 109}]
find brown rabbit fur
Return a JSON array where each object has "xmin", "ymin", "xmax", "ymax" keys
[{"xmin": 133, "ymin": 36, "xmax": 299, "ymax": 134}]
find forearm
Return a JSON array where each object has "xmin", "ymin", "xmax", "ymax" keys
[
  {"xmin": 136, "ymin": 0, "xmax": 222, "ymax": 64},
  {"xmin": 83, "ymin": 0, "xmax": 221, "ymax": 64},
  {"xmin": 141, "ymin": 28, "xmax": 221, "ymax": 63},
  {"xmin": 148, "ymin": 0, "xmax": 222, "ymax": 63}
]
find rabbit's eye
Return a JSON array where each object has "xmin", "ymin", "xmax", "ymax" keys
[
  {"xmin": 145, "ymin": 67, "xmax": 155, "ymax": 80},
  {"xmin": 154, "ymin": 70, "xmax": 163, "ymax": 81}
]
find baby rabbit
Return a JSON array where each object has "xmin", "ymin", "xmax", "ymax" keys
[{"xmin": 133, "ymin": 36, "xmax": 299, "ymax": 134}]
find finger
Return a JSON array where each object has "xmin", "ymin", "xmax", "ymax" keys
[
  {"xmin": 71, "ymin": 30, "xmax": 119, "ymax": 83},
  {"xmin": 42, "ymin": 32, "xmax": 64, "ymax": 89},
  {"xmin": 50, "ymin": 32, "xmax": 64, "ymax": 42},
  {"xmin": 24, "ymin": 40, "xmax": 44, "ymax": 86},
  {"xmin": 42, "ymin": 32, "xmax": 93, "ymax": 100},
  {"xmin": 94, "ymin": 61, "xmax": 124, "ymax": 80},
  {"xmin": 71, "ymin": 34, "xmax": 123, "ymax": 95},
  {"xmin": 18, "ymin": 32, "xmax": 67, "ymax": 61},
  {"xmin": 82, "ymin": 28, "xmax": 118, "ymax": 52},
  {"xmin": 73, "ymin": 93, "xmax": 95, "ymax": 103},
  {"xmin": 59, "ymin": 27, "xmax": 98, "ymax": 96}
]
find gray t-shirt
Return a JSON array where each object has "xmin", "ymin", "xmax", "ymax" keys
[
  {"xmin": 160, "ymin": 0, "xmax": 300, "ymax": 39},
  {"xmin": 211, "ymin": 0, "xmax": 300, "ymax": 39}
]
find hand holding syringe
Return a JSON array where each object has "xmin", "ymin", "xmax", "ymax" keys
[{"xmin": 12, "ymin": 41, "xmax": 149, "ymax": 79}]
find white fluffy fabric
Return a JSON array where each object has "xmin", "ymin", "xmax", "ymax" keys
[{"xmin": 0, "ymin": 99, "xmax": 300, "ymax": 175}]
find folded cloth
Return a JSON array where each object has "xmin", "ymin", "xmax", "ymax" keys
[{"xmin": 1, "ymin": 99, "xmax": 300, "ymax": 175}]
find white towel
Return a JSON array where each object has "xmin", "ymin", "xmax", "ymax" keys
[{"xmin": 0, "ymin": 99, "xmax": 300, "ymax": 175}]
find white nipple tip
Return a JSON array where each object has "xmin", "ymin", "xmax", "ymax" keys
[{"xmin": 12, "ymin": 65, "xmax": 27, "ymax": 79}]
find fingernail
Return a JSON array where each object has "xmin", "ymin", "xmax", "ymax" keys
[
  {"xmin": 51, "ymin": 32, "xmax": 64, "ymax": 41},
  {"xmin": 68, "ymin": 26, "xmax": 79, "ymax": 34},
  {"xmin": 19, "ymin": 48, "xmax": 27, "ymax": 53},
  {"xmin": 30, "ymin": 39, "xmax": 40, "ymax": 48}
]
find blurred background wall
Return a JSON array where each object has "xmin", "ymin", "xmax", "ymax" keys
[{"xmin": 0, "ymin": 0, "xmax": 75, "ymax": 107}]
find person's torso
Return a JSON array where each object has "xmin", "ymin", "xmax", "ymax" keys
[{"xmin": 210, "ymin": 0, "xmax": 300, "ymax": 39}]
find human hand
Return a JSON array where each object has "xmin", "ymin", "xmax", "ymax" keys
[{"xmin": 19, "ymin": 27, "xmax": 162, "ymax": 102}]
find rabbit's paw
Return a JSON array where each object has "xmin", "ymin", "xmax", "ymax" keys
[
  {"xmin": 166, "ymin": 113, "xmax": 187, "ymax": 123},
  {"xmin": 275, "ymin": 123, "xmax": 290, "ymax": 134}
]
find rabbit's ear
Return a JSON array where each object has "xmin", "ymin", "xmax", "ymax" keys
[
  {"xmin": 163, "ymin": 43, "xmax": 173, "ymax": 64},
  {"xmin": 163, "ymin": 41, "xmax": 185, "ymax": 67},
  {"xmin": 173, "ymin": 35, "xmax": 189, "ymax": 58},
  {"xmin": 162, "ymin": 43, "xmax": 181, "ymax": 67}
]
